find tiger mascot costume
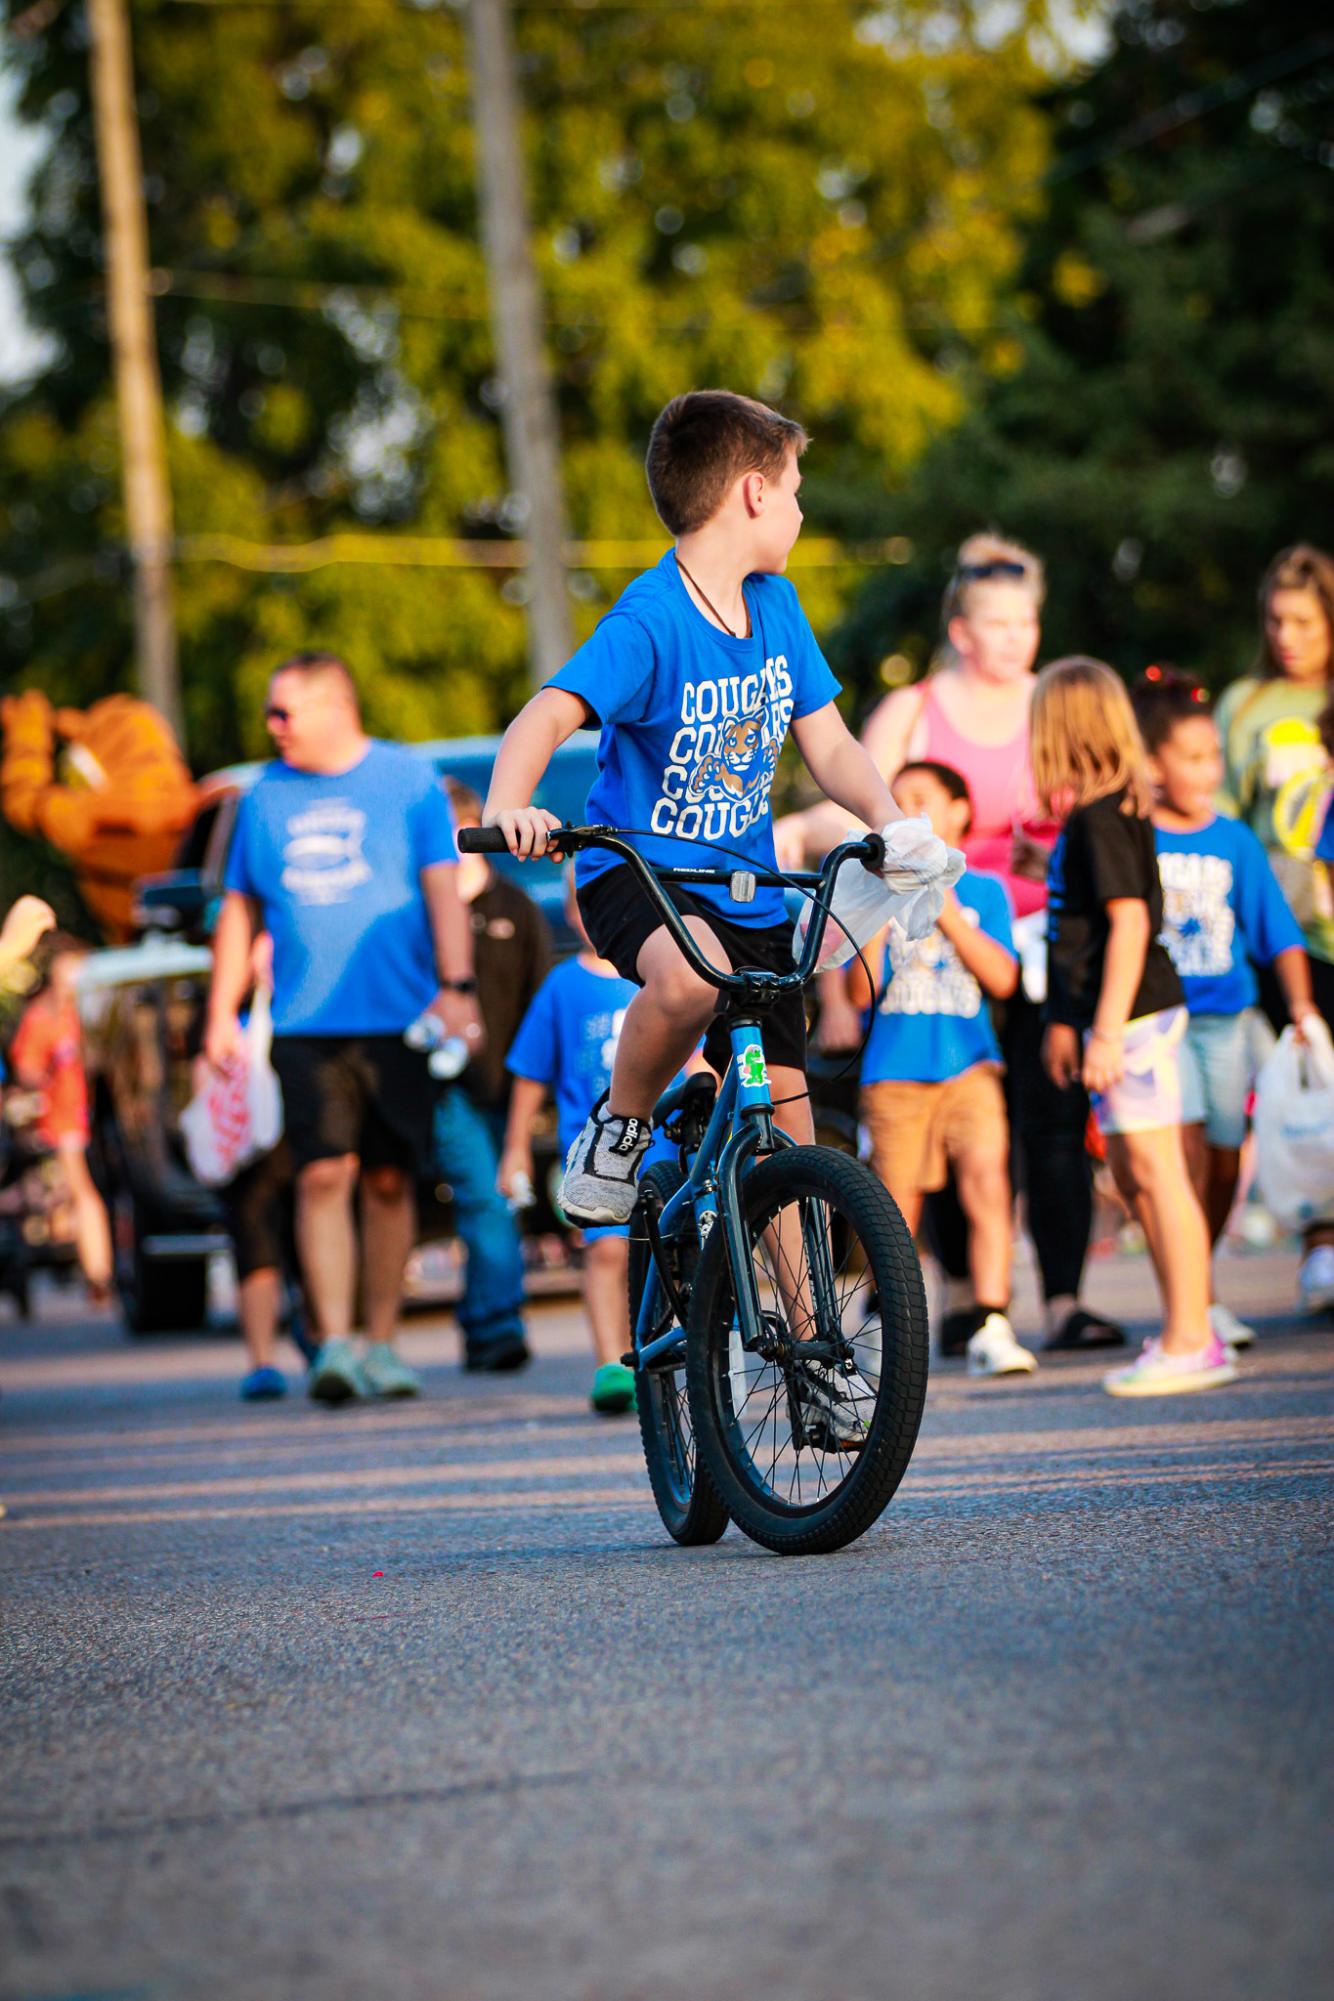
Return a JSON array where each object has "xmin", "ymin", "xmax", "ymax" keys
[{"xmin": 1, "ymin": 691, "xmax": 196, "ymax": 942}]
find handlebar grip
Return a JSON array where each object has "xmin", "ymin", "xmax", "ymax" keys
[
  {"xmin": 457, "ymin": 827, "xmax": 511, "ymax": 855},
  {"xmin": 861, "ymin": 831, "xmax": 886, "ymax": 871}
]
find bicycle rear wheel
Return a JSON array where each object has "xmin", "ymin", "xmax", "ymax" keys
[
  {"xmin": 686, "ymin": 1146, "xmax": 928, "ymax": 1555},
  {"xmin": 629, "ymin": 1161, "xmax": 729, "ymax": 1546}
]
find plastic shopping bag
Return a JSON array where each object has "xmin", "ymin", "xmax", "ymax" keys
[
  {"xmin": 793, "ymin": 816, "xmax": 967, "ymax": 970},
  {"xmin": 180, "ymin": 988, "xmax": 283, "ymax": 1187},
  {"xmin": 1252, "ymin": 1017, "xmax": 1334, "ymax": 1229}
]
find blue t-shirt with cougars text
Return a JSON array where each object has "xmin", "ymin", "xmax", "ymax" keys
[
  {"xmin": 860, "ymin": 873, "xmax": 1015, "ymax": 1085},
  {"xmin": 224, "ymin": 741, "xmax": 457, "ymax": 1036},
  {"xmin": 1153, "ymin": 813, "xmax": 1303, "ymax": 1016},
  {"xmin": 548, "ymin": 550, "xmax": 840, "ymax": 928}
]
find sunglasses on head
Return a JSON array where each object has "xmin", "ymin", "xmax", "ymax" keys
[
  {"xmin": 264, "ymin": 704, "xmax": 291, "ymax": 724},
  {"xmin": 957, "ymin": 558, "xmax": 1028, "ymax": 582}
]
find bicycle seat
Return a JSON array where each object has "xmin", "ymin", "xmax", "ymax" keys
[{"xmin": 653, "ymin": 1071, "xmax": 717, "ymax": 1144}]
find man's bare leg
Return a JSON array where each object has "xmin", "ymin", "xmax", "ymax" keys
[
  {"xmin": 238, "ymin": 1267, "xmax": 281, "ymax": 1372},
  {"xmin": 360, "ymin": 1165, "xmax": 416, "ymax": 1347},
  {"xmin": 295, "ymin": 1154, "xmax": 358, "ymax": 1342}
]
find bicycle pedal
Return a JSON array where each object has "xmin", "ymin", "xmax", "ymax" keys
[{"xmin": 620, "ymin": 1352, "xmax": 636, "ymax": 1369}]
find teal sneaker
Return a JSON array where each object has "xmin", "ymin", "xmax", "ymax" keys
[
  {"xmin": 308, "ymin": 1336, "xmax": 368, "ymax": 1405},
  {"xmin": 590, "ymin": 1361, "xmax": 636, "ymax": 1415},
  {"xmin": 361, "ymin": 1342, "xmax": 422, "ymax": 1399}
]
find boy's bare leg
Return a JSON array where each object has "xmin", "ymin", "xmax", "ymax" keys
[
  {"xmin": 295, "ymin": 1155, "xmax": 358, "ymax": 1341},
  {"xmin": 238, "ymin": 1268, "xmax": 281, "ymax": 1372},
  {"xmin": 582, "ymin": 1235, "xmax": 630, "ymax": 1366},
  {"xmin": 609, "ymin": 919, "xmax": 727, "ymax": 1119},
  {"xmin": 956, "ymin": 1147, "xmax": 1012, "ymax": 1307}
]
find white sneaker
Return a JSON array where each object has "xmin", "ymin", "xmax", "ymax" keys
[
  {"xmin": 791, "ymin": 1357, "xmax": 876, "ymax": 1451},
  {"xmin": 966, "ymin": 1312, "xmax": 1037, "ymax": 1378},
  {"xmin": 1209, "ymin": 1302, "xmax": 1255, "ymax": 1351},
  {"xmin": 1298, "ymin": 1245, "xmax": 1334, "ymax": 1313},
  {"xmin": 560, "ymin": 1094, "xmax": 652, "ymax": 1226}
]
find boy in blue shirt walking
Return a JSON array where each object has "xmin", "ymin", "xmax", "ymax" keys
[
  {"xmin": 482, "ymin": 391, "xmax": 957, "ymax": 1254},
  {"xmin": 499, "ymin": 878, "xmax": 677, "ymax": 1413},
  {"xmin": 1133, "ymin": 672, "xmax": 1316, "ymax": 1344},
  {"xmin": 843, "ymin": 763, "xmax": 1031, "ymax": 1378}
]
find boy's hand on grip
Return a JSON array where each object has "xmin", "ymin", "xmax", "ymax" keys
[
  {"xmin": 877, "ymin": 815, "xmax": 967, "ymax": 941},
  {"xmin": 487, "ymin": 807, "xmax": 564, "ymax": 859}
]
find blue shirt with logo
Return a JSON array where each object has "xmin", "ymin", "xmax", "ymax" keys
[
  {"xmin": 1153, "ymin": 813, "xmax": 1303, "ymax": 1016},
  {"xmin": 860, "ymin": 873, "xmax": 1015, "ymax": 1085},
  {"xmin": 224, "ymin": 741, "xmax": 457, "ymax": 1036},
  {"xmin": 506, "ymin": 957, "xmax": 639, "ymax": 1155},
  {"xmin": 548, "ymin": 550, "xmax": 840, "ymax": 928}
]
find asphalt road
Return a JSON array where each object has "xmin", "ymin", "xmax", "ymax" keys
[{"xmin": 1, "ymin": 1241, "xmax": 1331, "ymax": 2001}]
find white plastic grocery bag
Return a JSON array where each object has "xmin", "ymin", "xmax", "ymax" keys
[
  {"xmin": 180, "ymin": 988, "xmax": 284, "ymax": 1187},
  {"xmin": 1253, "ymin": 1018, "xmax": 1334, "ymax": 1229},
  {"xmin": 793, "ymin": 816, "xmax": 967, "ymax": 970}
]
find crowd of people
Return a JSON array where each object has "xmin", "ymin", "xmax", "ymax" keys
[{"xmin": 3, "ymin": 384, "xmax": 1332, "ymax": 1419}]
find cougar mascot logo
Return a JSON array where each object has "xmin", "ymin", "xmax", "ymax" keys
[{"xmin": 686, "ymin": 708, "xmax": 780, "ymax": 806}]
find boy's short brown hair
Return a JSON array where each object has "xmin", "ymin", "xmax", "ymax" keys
[{"xmin": 646, "ymin": 390, "xmax": 807, "ymax": 536}]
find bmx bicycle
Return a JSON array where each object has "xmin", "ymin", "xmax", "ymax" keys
[{"xmin": 459, "ymin": 824, "xmax": 929, "ymax": 1556}]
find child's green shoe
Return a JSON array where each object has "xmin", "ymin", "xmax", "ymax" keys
[{"xmin": 590, "ymin": 1361, "xmax": 636, "ymax": 1415}]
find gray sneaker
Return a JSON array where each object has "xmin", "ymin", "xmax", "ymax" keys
[
  {"xmin": 308, "ymin": 1336, "xmax": 368, "ymax": 1405},
  {"xmin": 361, "ymin": 1342, "xmax": 422, "ymax": 1399},
  {"xmin": 561, "ymin": 1095, "xmax": 652, "ymax": 1226},
  {"xmin": 791, "ymin": 1357, "xmax": 875, "ymax": 1452}
]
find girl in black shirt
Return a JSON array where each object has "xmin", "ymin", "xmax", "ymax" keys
[{"xmin": 1032, "ymin": 658, "xmax": 1236, "ymax": 1396}]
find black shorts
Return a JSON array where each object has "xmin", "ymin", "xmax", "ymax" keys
[
  {"xmin": 577, "ymin": 864, "xmax": 808, "ymax": 1078},
  {"xmin": 270, "ymin": 1035, "xmax": 436, "ymax": 1176},
  {"xmin": 223, "ymin": 1139, "xmax": 296, "ymax": 1280}
]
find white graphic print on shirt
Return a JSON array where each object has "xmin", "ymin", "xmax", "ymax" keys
[
  {"xmin": 880, "ymin": 909, "xmax": 983, "ymax": 1018},
  {"xmin": 280, "ymin": 801, "xmax": 372, "ymax": 905},
  {"xmin": 1157, "ymin": 850, "xmax": 1235, "ymax": 978},
  {"xmin": 650, "ymin": 657, "xmax": 794, "ymax": 843},
  {"xmin": 587, "ymin": 1006, "xmax": 628, "ymax": 1082}
]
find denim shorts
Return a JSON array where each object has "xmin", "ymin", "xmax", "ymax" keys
[
  {"xmin": 1177, "ymin": 1008, "xmax": 1269, "ymax": 1149},
  {"xmin": 1089, "ymin": 1006, "xmax": 1187, "ymax": 1137}
]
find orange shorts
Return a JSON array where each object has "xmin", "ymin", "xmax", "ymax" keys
[{"xmin": 860, "ymin": 1064, "xmax": 1008, "ymax": 1198}]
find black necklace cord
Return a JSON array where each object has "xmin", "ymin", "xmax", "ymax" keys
[{"xmin": 674, "ymin": 554, "xmax": 752, "ymax": 641}]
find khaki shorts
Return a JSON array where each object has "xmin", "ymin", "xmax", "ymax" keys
[{"xmin": 861, "ymin": 1065, "xmax": 1008, "ymax": 1197}]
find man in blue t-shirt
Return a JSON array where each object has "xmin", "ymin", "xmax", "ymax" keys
[
  {"xmin": 205, "ymin": 652, "xmax": 479, "ymax": 1405},
  {"xmin": 843, "ymin": 763, "xmax": 1029, "ymax": 1379},
  {"xmin": 479, "ymin": 389, "xmax": 959, "ymax": 1300}
]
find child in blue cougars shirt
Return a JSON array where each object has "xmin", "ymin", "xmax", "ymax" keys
[
  {"xmin": 1133, "ymin": 671, "xmax": 1316, "ymax": 1345},
  {"xmin": 844, "ymin": 763, "xmax": 1030, "ymax": 1380}
]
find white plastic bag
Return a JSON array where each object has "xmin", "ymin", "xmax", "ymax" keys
[
  {"xmin": 181, "ymin": 988, "xmax": 284, "ymax": 1187},
  {"xmin": 793, "ymin": 816, "xmax": 967, "ymax": 970},
  {"xmin": 1253, "ymin": 1018, "xmax": 1334, "ymax": 1229}
]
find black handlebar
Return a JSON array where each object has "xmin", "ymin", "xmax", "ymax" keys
[{"xmin": 458, "ymin": 823, "xmax": 885, "ymax": 1000}]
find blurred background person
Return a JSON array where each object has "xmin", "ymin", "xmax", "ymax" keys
[
  {"xmin": 9, "ymin": 931, "xmax": 112, "ymax": 1302},
  {"xmin": 1217, "ymin": 545, "xmax": 1334, "ymax": 1309},
  {"xmin": 434, "ymin": 778, "xmax": 554, "ymax": 1373}
]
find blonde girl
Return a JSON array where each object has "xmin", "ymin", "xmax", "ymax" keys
[{"xmin": 1034, "ymin": 658, "xmax": 1235, "ymax": 1396}]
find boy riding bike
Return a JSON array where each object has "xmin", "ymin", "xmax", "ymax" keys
[{"xmin": 482, "ymin": 390, "xmax": 960, "ymax": 1228}]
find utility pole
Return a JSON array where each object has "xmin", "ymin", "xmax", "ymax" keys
[
  {"xmin": 87, "ymin": 0, "xmax": 184, "ymax": 745},
  {"xmin": 466, "ymin": 0, "xmax": 573, "ymax": 687}
]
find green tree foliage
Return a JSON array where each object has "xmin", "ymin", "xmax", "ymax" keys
[
  {"xmin": 829, "ymin": 0, "xmax": 1334, "ymax": 712},
  {"xmin": 0, "ymin": 0, "xmax": 1058, "ymax": 765}
]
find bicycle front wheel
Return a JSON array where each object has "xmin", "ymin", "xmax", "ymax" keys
[
  {"xmin": 629, "ymin": 1161, "xmax": 729, "ymax": 1546},
  {"xmin": 686, "ymin": 1146, "xmax": 928, "ymax": 1555}
]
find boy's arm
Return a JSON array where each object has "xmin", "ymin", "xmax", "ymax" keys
[
  {"xmin": 790, "ymin": 703, "xmax": 905, "ymax": 833},
  {"xmin": 497, "ymin": 1075, "xmax": 547, "ymax": 1196},
  {"xmin": 1083, "ymin": 899, "xmax": 1150, "ymax": 1092},
  {"xmin": 936, "ymin": 895, "xmax": 1019, "ymax": 1000},
  {"xmin": 1271, "ymin": 944, "xmax": 1317, "ymax": 1031},
  {"xmin": 483, "ymin": 688, "xmax": 591, "ymax": 857}
]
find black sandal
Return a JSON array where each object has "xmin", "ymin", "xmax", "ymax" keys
[{"xmin": 1043, "ymin": 1308, "xmax": 1127, "ymax": 1352}]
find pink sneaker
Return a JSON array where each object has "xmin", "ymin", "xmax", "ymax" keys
[{"xmin": 1103, "ymin": 1334, "xmax": 1237, "ymax": 1398}]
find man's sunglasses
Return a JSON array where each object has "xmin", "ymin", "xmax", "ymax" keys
[
  {"xmin": 264, "ymin": 704, "xmax": 291, "ymax": 724},
  {"xmin": 957, "ymin": 558, "xmax": 1028, "ymax": 582}
]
